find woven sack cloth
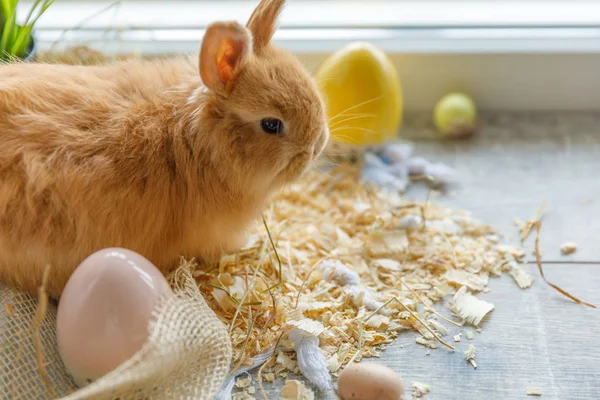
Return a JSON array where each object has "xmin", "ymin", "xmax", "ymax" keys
[{"xmin": 0, "ymin": 262, "xmax": 232, "ymax": 400}]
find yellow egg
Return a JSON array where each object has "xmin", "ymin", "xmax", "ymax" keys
[
  {"xmin": 433, "ymin": 92, "xmax": 478, "ymax": 138},
  {"xmin": 316, "ymin": 42, "xmax": 402, "ymax": 146}
]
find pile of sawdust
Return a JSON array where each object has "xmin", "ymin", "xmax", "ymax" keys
[{"xmin": 194, "ymin": 164, "xmax": 530, "ymax": 380}]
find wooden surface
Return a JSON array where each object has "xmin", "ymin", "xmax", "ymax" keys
[
  {"xmin": 375, "ymin": 263, "xmax": 600, "ymax": 400},
  {"xmin": 250, "ymin": 113, "xmax": 600, "ymax": 399}
]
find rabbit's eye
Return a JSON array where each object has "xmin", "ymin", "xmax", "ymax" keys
[{"xmin": 260, "ymin": 118, "xmax": 284, "ymax": 135}]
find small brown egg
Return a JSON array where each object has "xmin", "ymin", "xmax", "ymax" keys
[
  {"xmin": 337, "ymin": 362, "xmax": 404, "ymax": 400},
  {"xmin": 56, "ymin": 248, "xmax": 173, "ymax": 387}
]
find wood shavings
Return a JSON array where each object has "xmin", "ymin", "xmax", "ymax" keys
[
  {"xmin": 368, "ymin": 230, "xmax": 409, "ymax": 256},
  {"xmin": 401, "ymin": 280, "xmax": 462, "ymax": 328},
  {"xmin": 279, "ymin": 340, "xmax": 295, "ymax": 351},
  {"xmin": 416, "ymin": 337, "xmax": 438, "ymax": 349},
  {"xmin": 398, "ymin": 215, "xmax": 422, "ymax": 229},
  {"xmin": 286, "ymin": 318, "xmax": 327, "ymax": 337},
  {"xmin": 452, "ymin": 286, "xmax": 495, "ymax": 326},
  {"xmin": 428, "ymin": 219, "xmax": 461, "ymax": 235},
  {"xmin": 518, "ymin": 201, "xmax": 547, "ymax": 242},
  {"xmin": 280, "ymin": 380, "xmax": 315, "ymax": 400},
  {"xmin": 372, "ymin": 258, "xmax": 402, "ymax": 271},
  {"xmin": 365, "ymin": 314, "xmax": 390, "ymax": 329},
  {"xmin": 328, "ymin": 344, "xmax": 351, "ymax": 373},
  {"xmin": 235, "ymin": 376, "xmax": 252, "ymax": 388},
  {"xmin": 263, "ymin": 372, "xmax": 275, "ymax": 383},
  {"xmin": 412, "ymin": 381, "xmax": 431, "ymax": 398},
  {"xmin": 466, "ymin": 331, "xmax": 474, "ymax": 340},
  {"xmin": 427, "ymin": 319, "xmax": 449, "ymax": 336},
  {"xmin": 297, "ymin": 300, "xmax": 336, "ymax": 312},
  {"xmin": 560, "ymin": 241, "xmax": 577, "ymax": 255},
  {"xmin": 516, "ymin": 219, "xmax": 533, "ymax": 242},
  {"xmin": 509, "ymin": 262, "xmax": 534, "ymax": 289},
  {"xmin": 219, "ymin": 272, "xmax": 234, "ymax": 286},
  {"xmin": 453, "ymin": 334, "xmax": 461, "ymax": 342},
  {"xmin": 276, "ymin": 351, "xmax": 297, "ymax": 372},
  {"xmin": 497, "ymin": 244, "xmax": 526, "ymax": 260},
  {"xmin": 347, "ymin": 286, "xmax": 385, "ymax": 312},
  {"xmin": 195, "ymin": 164, "xmax": 534, "ymax": 385},
  {"xmin": 327, "ymin": 356, "xmax": 340, "ymax": 373},
  {"xmin": 211, "ymin": 287, "xmax": 234, "ymax": 312},
  {"xmin": 446, "ymin": 269, "xmax": 487, "ymax": 291},
  {"xmin": 232, "ymin": 391, "xmax": 255, "ymax": 400},
  {"xmin": 464, "ymin": 344, "xmax": 477, "ymax": 369},
  {"xmin": 527, "ymin": 387, "xmax": 543, "ymax": 396},
  {"xmin": 320, "ymin": 260, "xmax": 385, "ymax": 312}
]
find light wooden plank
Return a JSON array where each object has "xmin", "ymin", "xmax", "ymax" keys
[
  {"xmin": 247, "ymin": 263, "xmax": 600, "ymax": 399},
  {"xmin": 403, "ymin": 112, "xmax": 600, "ymax": 261}
]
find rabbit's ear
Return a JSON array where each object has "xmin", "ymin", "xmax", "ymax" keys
[
  {"xmin": 246, "ymin": 0, "xmax": 285, "ymax": 52},
  {"xmin": 199, "ymin": 22, "xmax": 252, "ymax": 94}
]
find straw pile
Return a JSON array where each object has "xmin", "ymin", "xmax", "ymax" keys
[{"xmin": 195, "ymin": 163, "xmax": 530, "ymax": 382}]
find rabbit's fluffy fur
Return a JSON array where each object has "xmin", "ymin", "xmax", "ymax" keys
[{"xmin": 0, "ymin": 0, "xmax": 328, "ymax": 297}]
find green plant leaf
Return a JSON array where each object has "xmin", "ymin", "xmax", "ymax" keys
[
  {"xmin": 11, "ymin": 24, "xmax": 31, "ymax": 57},
  {"xmin": 1, "ymin": 0, "xmax": 18, "ymax": 20},
  {"xmin": 23, "ymin": 0, "xmax": 43, "ymax": 26},
  {"xmin": 2, "ymin": 0, "xmax": 55, "ymax": 60},
  {"xmin": 0, "ymin": 0, "xmax": 17, "ymax": 59},
  {"xmin": 13, "ymin": 0, "xmax": 55, "ymax": 56},
  {"xmin": 0, "ymin": 6, "xmax": 17, "ymax": 59}
]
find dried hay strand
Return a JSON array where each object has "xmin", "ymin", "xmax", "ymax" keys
[
  {"xmin": 31, "ymin": 265, "xmax": 56, "ymax": 398},
  {"xmin": 532, "ymin": 221, "xmax": 597, "ymax": 309},
  {"xmin": 196, "ymin": 164, "xmax": 527, "ymax": 379}
]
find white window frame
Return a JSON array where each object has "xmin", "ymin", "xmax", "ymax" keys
[{"xmin": 19, "ymin": 0, "xmax": 600, "ymax": 112}]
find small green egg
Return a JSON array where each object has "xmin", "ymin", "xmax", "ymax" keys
[{"xmin": 433, "ymin": 92, "xmax": 478, "ymax": 138}]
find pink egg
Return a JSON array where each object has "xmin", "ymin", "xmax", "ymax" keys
[{"xmin": 56, "ymin": 248, "xmax": 173, "ymax": 387}]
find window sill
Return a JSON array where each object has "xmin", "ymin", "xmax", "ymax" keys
[
  {"xmin": 23, "ymin": 0, "xmax": 600, "ymax": 55},
  {"xmin": 20, "ymin": 0, "xmax": 600, "ymax": 112},
  {"xmin": 22, "ymin": 0, "xmax": 600, "ymax": 30},
  {"xmin": 29, "ymin": 26, "xmax": 600, "ymax": 55}
]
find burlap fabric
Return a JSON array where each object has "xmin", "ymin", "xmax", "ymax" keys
[{"xmin": 0, "ymin": 263, "xmax": 232, "ymax": 400}]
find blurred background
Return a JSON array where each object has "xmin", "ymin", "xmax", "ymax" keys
[{"xmin": 17, "ymin": 0, "xmax": 600, "ymax": 111}]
